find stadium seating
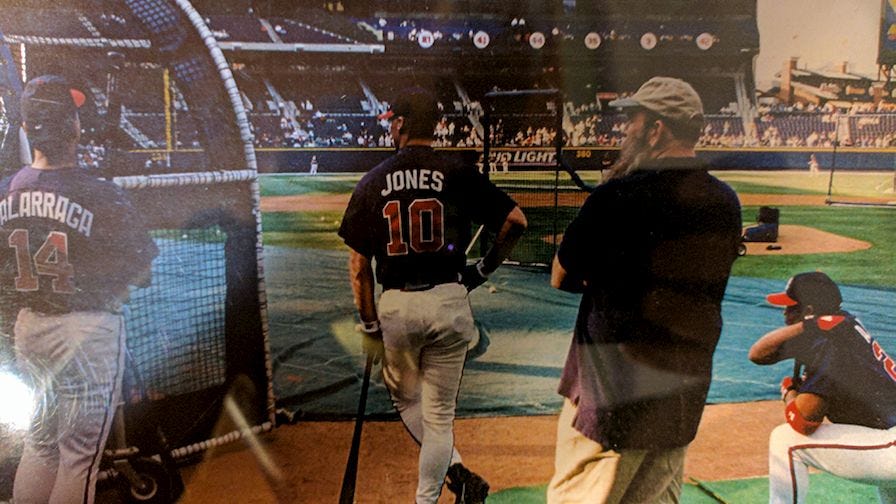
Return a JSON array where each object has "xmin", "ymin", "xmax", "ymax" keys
[{"xmin": 6, "ymin": 5, "xmax": 892, "ymax": 153}]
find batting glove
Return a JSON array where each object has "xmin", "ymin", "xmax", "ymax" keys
[
  {"xmin": 360, "ymin": 320, "xmax": 384, "ymax": 364},
  {"xmin": 461, "ymin": 261, "xmax": 489, "ymax": 292}
]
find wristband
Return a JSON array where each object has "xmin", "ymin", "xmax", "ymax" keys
[
  {"xmin": 785, "ymin": 400, "xmax": 821, "ymax": 435},
  {"xmin": 361, "ymin": 319, "xmax": 380, "ymax": 334},
  {"xmin": 475, "ymin": 261, "xmax": 489, "ymax": 279}
]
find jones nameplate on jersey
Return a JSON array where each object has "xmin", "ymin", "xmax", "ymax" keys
[{"xmin": 381, "ymin": 169, "xmax": 444, "ymax": 196}]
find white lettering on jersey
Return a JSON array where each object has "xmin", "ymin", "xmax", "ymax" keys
[
  {"xmin": 381, "ymin": 169, "xmax": 444, "ymax": 196},
  {"xmin": 0, "ymin": 191, "xmax": 94, "ymax": 237}
]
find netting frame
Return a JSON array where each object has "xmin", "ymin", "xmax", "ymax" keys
[
  {"xmin": 113, "ymin": 0, "xmax": 275, "ymax": 457},
  {"xmin": 480, "ymin": 88, "xmax": 592, "ymax": 267}
]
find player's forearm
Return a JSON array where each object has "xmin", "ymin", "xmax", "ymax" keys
[
  {"xmin": 550, "ymin": 255, "xmax": 567, "ymax": 289},
  {"xmin": 348, "ymin": 250, "xmax": 378, "ymax": 323},
  {"xmin": 478, "ymin": 206, "xmax": 526, "ymax": 275},
  {"xmin": 749, "ymin": 322, "xmax": 804, "ymax": 364},
  {"xmin": 550, "ymin": 254, "xmax": 585, "ymax": 292}
]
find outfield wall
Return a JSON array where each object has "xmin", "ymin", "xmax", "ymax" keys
[{"xmin": 126, "ymin": 147, "xmax": 896, "ymax": 176}]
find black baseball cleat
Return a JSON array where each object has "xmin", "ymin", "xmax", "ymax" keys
[{"xmin": 446, "ymin": 463, "xmax": 489, "ymax": 504}]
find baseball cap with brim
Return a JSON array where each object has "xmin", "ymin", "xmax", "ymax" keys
[
  {"xmin": 377, "ymin": 87, "xmax": 438, "ymax": 121},
  {"xmin": 766, "ymin": 271, "xmax": 842, "ymax": 313},
  {"xmin": 608, "ymin": 76, "xmax": 704, "ymax": 126},
  {"xmin": 21, "ymin": 74, "xmax": 86, "ymax": 124}
]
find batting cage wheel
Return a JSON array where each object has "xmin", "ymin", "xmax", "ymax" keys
[{"xmin": 115, "ymin": 457, "xmax": 176, "ymax": 504}]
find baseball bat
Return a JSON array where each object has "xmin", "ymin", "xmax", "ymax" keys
[
  {"xmin": 466, "ymin": 224, "xmax": 485, "ymax": 256},
  {"xmin": 338, "ymin": 351, "xmax": 375, "ymax": 504}
]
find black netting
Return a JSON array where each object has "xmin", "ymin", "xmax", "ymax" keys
[
  {"xmin": 125, "ymin": 227, "xmax": 228, "ymax": 399},
  {"xmin": 481, "ymin": 90, "xmax": 591, "ymax": 267}
]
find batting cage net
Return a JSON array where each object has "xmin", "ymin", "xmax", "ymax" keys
[
  {"xmin": 0, "ymin": 0, "xmax": 273, "ymax": 462},
  {"xmin": 478, "ymin": 89, "xmax": 596, "ymax": 267},
  {"xmin": 824, "ymin": 115, "xmax": 896, "ymax": 207}
]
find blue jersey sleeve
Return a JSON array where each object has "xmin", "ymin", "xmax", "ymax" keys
[
  {"xmin": 338, "ymin": 172, "xmax": 377, "ymax": 258},
  {"xmin": 89, "ymin": 184, "xmax": 159, "ymax": 291}
]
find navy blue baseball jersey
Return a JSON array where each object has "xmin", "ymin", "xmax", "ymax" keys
[
  {"xmin": 338, "ymin": 145, "xmax": 516, "ymax": 289},
  {"xmin": 0, "ymin": 166, "xmax": 158, "ymax": 313},
  {"xmin": 781, "ymin": 312, "xmax": 896, "ymax": 429}
]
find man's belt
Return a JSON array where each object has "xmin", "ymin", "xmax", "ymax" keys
[
  {"xmin": 22, "ymin": 298, "xmax": 122, "ymax": 316},
  {"xmin": 383, "ymin": 272, "xmax": 461, "ymax": 292}
]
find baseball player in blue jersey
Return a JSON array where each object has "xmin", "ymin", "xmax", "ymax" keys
[
  {"xmin": 0, "ymin": 75, "xmax": 158, "ymax": 504},
  {"xmin": 750, "ymin": 271, "xmax": 896, "ymax": 504},
  {"xmin": 338, "ymin": 87, "xmax": 527, "ymax": 503}
]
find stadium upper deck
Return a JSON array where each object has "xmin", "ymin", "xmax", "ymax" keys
[{"xmin": 0, "ymin": 1, "xmax": 892, "ymax": 175}]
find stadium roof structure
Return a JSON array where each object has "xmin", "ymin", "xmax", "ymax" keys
[
  {"xmin": 0, "ymin": 6, "xmax": 384, "ymax": 55},
  {"xmin": 773, "ymin": 58, "xmax": 883, "ymax": 106}
]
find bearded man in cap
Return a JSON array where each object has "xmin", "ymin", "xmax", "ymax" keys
[
  {"xmin": 750, "ymin": 271, "xmax": 896, "ymax": 504},
  {"xmin": 547, "ymin": 76, "xmax": 742, "ymax": 503}
]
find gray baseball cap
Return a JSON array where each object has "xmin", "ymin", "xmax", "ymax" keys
[{"xmin": 608, "ymin": 77, "xmax": 704, "ymax": 126}]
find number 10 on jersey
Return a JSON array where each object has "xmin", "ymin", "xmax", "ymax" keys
[{"xmin": 382, "ymin": 198, "xmax": 445, "ymax": 256}]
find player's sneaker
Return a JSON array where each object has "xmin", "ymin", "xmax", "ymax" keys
[{"xmin": 446, "ymin": 463, "xmax": 489, "ymax": 504}]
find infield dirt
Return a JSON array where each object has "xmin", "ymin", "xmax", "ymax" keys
[{"xmin": 177, "ymin": 401, "xmax": 783, "ymax": 503}]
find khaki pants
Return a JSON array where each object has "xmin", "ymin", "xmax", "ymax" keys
[{"xmin": 547, "ymin": 399, "xmax": 687, "ymax": 504}]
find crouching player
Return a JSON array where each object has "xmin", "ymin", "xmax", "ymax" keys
[{"xmin": 749, "ymin": 271, "xmax": 896, "ymax": 503}]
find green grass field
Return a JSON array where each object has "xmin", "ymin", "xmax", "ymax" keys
[
  {"xmin": 488, "ymin": 473, "xmax": 883, "ymax": 504},
  {"xmin": 258, "ymin": 170, "xmax": 896, "ymax": 287}
]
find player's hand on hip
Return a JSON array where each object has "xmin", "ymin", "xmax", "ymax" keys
[{"xmin": 462, "ymin": 261, "xmax": 489, "ymax": 292}]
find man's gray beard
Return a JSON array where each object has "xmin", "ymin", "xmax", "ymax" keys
[{"xmin": 603, "ymin": 127, "xmax": 651, "ymax": 182}]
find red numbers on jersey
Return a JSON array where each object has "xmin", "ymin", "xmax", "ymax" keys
[
  {"xmin": 856, "ymin": 323, "xmax": 896, "ymax": 382},
  {"xmin": 382, "ymin": 198, "xmax": 445, "ymax": 256},
  {"xmin": 7, "ymin": 229, "xmax": 76, "ymax": 294},
  {"xmin": 872, "ymin": 340, "xmax": 896, "ymax": 383}
]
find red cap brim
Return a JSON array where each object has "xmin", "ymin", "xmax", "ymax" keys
[
  {"xmin": 71, "ymin": 89, "xmax": 86, "ymax": 108},
  {"xmin": 766, "ymin": 292, "xmax": 798, "ymax": 306},
  {"xmin": 377, "ymin": 110, "xmax": 394, "ymax": 120}
]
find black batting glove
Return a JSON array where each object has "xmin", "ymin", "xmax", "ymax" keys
[{"xmin": 461, "ymin": 261, "xmax": 489, "ymax": 292}]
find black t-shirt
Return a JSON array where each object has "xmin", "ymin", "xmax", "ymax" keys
[
  {"xmin": 339, "ymin": 146, "xmax": 516, "ymax": 288},
  {"xmin": 0, "ymin": 166, "xmax": 158, "ymax": 313},
  {"xmin": 556, "ymin": 157, "xmax": 743, "ymax": 449}
]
